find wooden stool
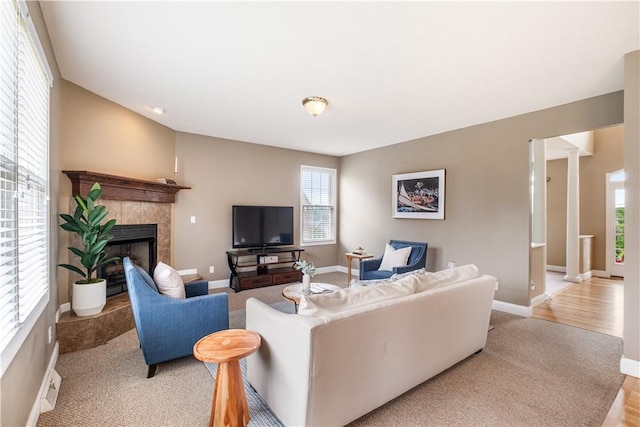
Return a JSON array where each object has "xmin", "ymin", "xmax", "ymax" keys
[{"xmin": 193, "ymin": 329, "xmax": 261, "ymax": 427}]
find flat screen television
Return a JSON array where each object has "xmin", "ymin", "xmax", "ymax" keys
[{"xmin": 232, "ymin": 205, "xmax": 294, "ymax": 250}]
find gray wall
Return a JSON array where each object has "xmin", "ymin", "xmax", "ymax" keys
[
  {"xmin": 339, "ymin": 92, "xmax": 624, "ymax": 307},
  {"xmin": 1, "ymin": 2, "xmax": 61, "ymax": 426},
  {"xmin": 173, "ymin": 132, "xmax": 339, "ymax": 280}
]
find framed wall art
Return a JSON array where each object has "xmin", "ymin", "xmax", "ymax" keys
[{"xmin": 392, "ymin": 169, "xmax": 445, "ymax": 219}]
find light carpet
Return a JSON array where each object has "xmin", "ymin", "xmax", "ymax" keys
[{"xmin": 37, "ymin": 309, "xmax": 623, "ymax": 427}]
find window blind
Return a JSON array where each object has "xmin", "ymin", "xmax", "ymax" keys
[
  {"xmin": 0, "ymin": 0, "xmax": 50, "ymax": 352},
  {"xmin": 301, "ymin": 166, "xmax": 336, "ymax": 244}
]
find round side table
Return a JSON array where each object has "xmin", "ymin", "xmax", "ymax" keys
[
  {"xmin": 282, "ymin": 282, "xmax": 342, "ymax": 312},
  {"xmin": 193, "ymin": 329, "xmax": 261, "ymax": 427}
]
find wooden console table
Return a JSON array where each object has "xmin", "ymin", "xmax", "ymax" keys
[{"xmin": 226, "ymin": 247, "xmax": 304, "ymax": 292}]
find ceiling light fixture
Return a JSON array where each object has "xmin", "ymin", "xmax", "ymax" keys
[
  {"xmin": 302, "ymin": 96, "xmax": 328, "ymax": 117},
  {"xmin": 151, "ymin": 106, "xmax": 165, "ymax": 114}
]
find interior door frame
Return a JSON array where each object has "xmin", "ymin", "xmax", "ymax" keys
[{"xmin": 605, "ymin": 169, "xmax": 625, "ymax": 277}]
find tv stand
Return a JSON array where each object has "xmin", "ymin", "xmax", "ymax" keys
[
  {"xmin": 248, "ymin": 245, "xmax": 271, "ymax": 253},
  {"xmin": 226, "ymin": 247, "xmax": 305, "ymax": 292}
]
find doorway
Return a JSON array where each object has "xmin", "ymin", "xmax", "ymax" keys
[{"xmin": 606, "ymin": 170, "xmax": 625, "ymax": 277}]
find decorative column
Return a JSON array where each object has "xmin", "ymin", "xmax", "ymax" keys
[{"xmin": 564, "ymin": 147, "xmax": 582, "ymax": 283}]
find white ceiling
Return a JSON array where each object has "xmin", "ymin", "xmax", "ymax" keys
[{"xmin": 40, "ymin": 1, "xmax": 639, "ymax": 157}]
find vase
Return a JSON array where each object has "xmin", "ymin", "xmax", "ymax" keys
[
  {"xmin": 302, "ymin": 273, "xmax": 311, "ymax": 291},
  {"xmin": 72, "ymin": 279, "xmax": 107, "ymax": 316}
]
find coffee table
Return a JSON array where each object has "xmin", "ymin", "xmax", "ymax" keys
[
  {"xmin": 282, "ymin": 282, "xmax": 342, "ymax": 312},
  {"xmin": 193, "ymin": 329, "xmax": 261, "ymax": 427}
]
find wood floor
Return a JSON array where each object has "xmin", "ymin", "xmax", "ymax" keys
[{"xmin": 532, "ymin": 275, "xmax": 638, "ymax": 427}]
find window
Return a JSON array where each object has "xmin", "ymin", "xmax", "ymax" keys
[
  {"xmin": 0, "ymin": 0, "xmax": 52, "ymax": 366},
  {"xmin": 300, "ymin": 166, "xmax": 336, "ymax": 245}
]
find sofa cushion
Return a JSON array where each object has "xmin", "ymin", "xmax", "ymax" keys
[
  {"xmin": 298, "ymin": 279, "xmax": 416, "ymax": 317},
  {"xmin": 390, "ymin": 267, "xmax": 427, "ymax": 280},
  {"xmin": 153, "ymin": 262, "xmax": 186, "ymax": 299},
  {"xmin": 349, "ymin": 277, "xmax": 394, "ymax": 288},
  {"xmin": 414, "ymin": 264, "xmax": 480, "ymax": 293},
  {"xmin": 351, "ymin": 268, "xmax": 427, "ymax": 287},
  {"xmin": 378, "ymin": 244, "xmax": 411, "ymax": 271}
]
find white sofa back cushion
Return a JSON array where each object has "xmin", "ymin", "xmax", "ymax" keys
[
  {"xmin": 298, "ymin": 278, "xmax": 416, "ymax": 317},
  {"xmin": 415, "ymin": 264, "xmax": 479, "ymax": 292}
]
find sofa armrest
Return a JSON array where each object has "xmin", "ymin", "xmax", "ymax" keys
[
  {"xmin": 185, "ymin": 280, "xmax": 209, "ymax": 297},
  {"xmin": 246, "ymin": 298, "xmax": 323, "ymax": 427}
]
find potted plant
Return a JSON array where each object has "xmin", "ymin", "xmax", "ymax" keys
[
  {"xmin": 58, "ymin": 182, "xmax": 118, "ymax": 316},
  {"xmin": 294, "ymin": 259, "xmax": 316, "ymax": 291}
]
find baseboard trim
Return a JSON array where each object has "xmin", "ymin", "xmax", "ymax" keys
[
  {"xmin": 56, "ymin": 303, "xmax": 70, "ymax": 322},
  {"xmin": 592, "ymin": 270, "xmax": 610, "ymax": 278},
  {"xmin": 208, "ymin": 279, "xmax": 229, "ymax": 289},
  {"xmin": 27, "ymin": 342, "xmax": 59, "ymax": 426},
  {"xmin": 492, "ymin": 300, "xmax": 532, "ymax": 317},
  {"xmin": 530, "ymin": 293, "xmax": 547, "ymax": 308},
  {"xmin": 316, "ymin": 265, "xmax": 340, "ymax": 274},
  {"xmin": 546, "ymin": 265, "xmax": 566, "ymax": 273},
  {"xmin": 621, "ymin": 357, "xmax": 640, "ymax": 378}
]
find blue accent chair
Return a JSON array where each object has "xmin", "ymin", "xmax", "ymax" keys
[
  {"xmin": 123, "ymin": 257, "xmax": 229, "ymax": 378},
  {"xmin": 359, "ymin": 240, "xmax": 428, "ymax": 281}
]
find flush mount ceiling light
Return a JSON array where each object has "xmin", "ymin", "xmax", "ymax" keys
[
  {"xmin": 151, "ymin": 106, "xmax": 165, "ymax": 114},
  {"xmin": 302, "ymin": 96, "xmax": 328, "ymax": 117}
]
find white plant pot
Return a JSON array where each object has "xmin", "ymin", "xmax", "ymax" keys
[
  {"xmin": 72, "ymin": 279, "xmax": 107, "ymax": 317},
  {"xmin": 302, "ymin": 273, "xmax": 311, "ymax": 291}
]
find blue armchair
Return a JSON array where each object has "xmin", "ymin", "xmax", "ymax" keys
[
  {"xmin": 359, "ymin": 240, "xmax": 428, "ymax": 280},
  {"xmin": 123, "ymin": 257, "xmax": 229, "ymax": 378}
]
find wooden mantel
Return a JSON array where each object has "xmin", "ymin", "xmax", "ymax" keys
[{"xmin": 63, "ymin": 170, "xmax": 191, "ymax": 203}]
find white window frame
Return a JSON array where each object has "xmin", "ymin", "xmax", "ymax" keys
[
  {"xmin": 300, "ymin": 165, "xmax": 337, "ymax": 246},
  {"xmin": 0, "ymin": 0, "xmax": 52, "ymax": 377}
]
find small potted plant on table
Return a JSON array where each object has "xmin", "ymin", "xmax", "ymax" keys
[
  {"xmin": 294, "ymin": 259, "xmax": 316, "ymax": 291},
  {"xmin": 58, "ymin": 182, "xmax": 118, "ymax": 316}
]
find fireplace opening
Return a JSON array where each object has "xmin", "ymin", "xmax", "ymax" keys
[{"xmin": 99, "ymin": 224, "xmax": 157, "ymax": 297}]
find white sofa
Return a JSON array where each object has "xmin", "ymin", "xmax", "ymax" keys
[{"xmin": 246, "ymin": 266, "xmax": 496, "ymax": 427}]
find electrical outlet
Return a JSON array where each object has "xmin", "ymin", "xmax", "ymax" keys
[
  {"xmin": 190, "ymin": 216, "xmax": 196, "ymax": 224},
  {"xmin": 530, "ymin": 280, "xmax": 535, "ymax": 290},
  {"xmin": 48, "ymin": 326, "xmax": 52, "ymax": 344},
  {"xmin": 209, "ymin": 266, "xmax": 215, "ymax": 274},
  {"xmin": 495, "ymin": 281, "xmax": 499, "ymax": 291}
]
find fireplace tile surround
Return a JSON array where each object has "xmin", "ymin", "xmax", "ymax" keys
[{"xmin": 58, "ymin": 171, "xmax": 189, "ymax": 354}]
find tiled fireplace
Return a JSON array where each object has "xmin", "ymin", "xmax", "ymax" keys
[{"xmin": 57, "ymin": 171, "xmax": 189, "ymax": 354}]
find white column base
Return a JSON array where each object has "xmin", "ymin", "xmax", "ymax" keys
[
  {"xmin": 621, "ymin": 357, "xmax": 640, "ymax": 378},
  {"xmin": 563, "ymin": 274, "xmax": 583, "ymax": 283}
]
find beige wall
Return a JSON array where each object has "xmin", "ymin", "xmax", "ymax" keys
[
  {"xmin": 1, "ymin": 3, "xmax": 61, "ymax": 426},
  {"xmin": 173, "ymin": 132, "xmax": 339, "ymax": 280},
  {"xmin": 623, "ymin": 50, "xmax": 639, "ymax": 368},
  {"xmin": 546, "ymin": 126, "xmax": 624, "ymax": 270},
  {"xmin": 339, "ymin": 92, "xmax": 624, "ymax": 307},
  {"xmin": 546, "ymin": 159, "xmax": 569, "ymax": 265},
  {"xmin": 58, "ymin": 81, "xmax": 176, "ymax": 304}
]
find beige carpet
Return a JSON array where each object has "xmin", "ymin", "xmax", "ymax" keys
[{"xmin": 37, "ymin": 273, "xmax": 624, "ymax": 427}]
